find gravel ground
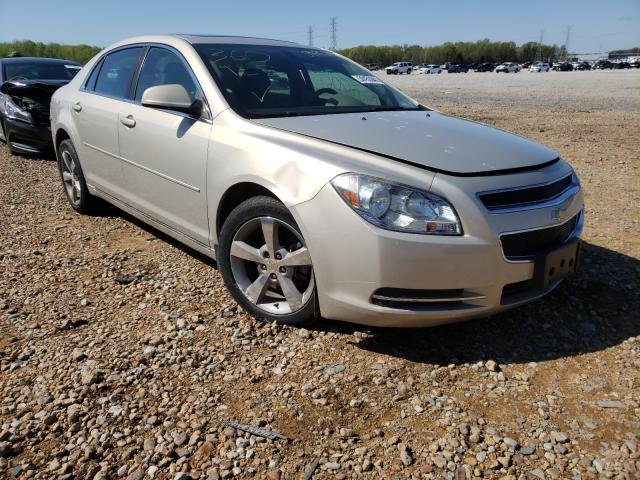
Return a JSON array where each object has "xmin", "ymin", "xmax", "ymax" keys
[{"xmin": 1, "ymin": 70, "xmax": 639, "ymax": 479}]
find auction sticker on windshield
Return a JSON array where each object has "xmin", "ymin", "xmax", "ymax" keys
[{"xmin": 352, "ymin": 75, "xmax": 384, "ymax": 84}]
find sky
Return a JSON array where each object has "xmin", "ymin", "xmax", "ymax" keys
[{"xmin": 1, "ymin": 0, "xmax": 638, "ymax": 53}]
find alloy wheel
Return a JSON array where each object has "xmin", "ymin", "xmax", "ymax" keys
[
  {"xmin": 229, "ymin": 216, "xmax": 314, "ymax": 315},
  {"xmin": 61, "ymin": 150, "xmax": 82, "ymax": 206}
]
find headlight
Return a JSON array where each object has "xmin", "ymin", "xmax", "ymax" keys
[
  {"xmin": 5, "ymin": 96, "xmax": 33, "ymax": 123},
  {"xmin": 331, "ymin": 173, "xmax": 462, "ymax": 235}
]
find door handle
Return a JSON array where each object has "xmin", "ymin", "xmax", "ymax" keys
[
  {"xmin": 72, "ymin": 102, "xmax": 82, "ymax": 112},
  {"xmin": 120, "ymin": 115, "xmax": 136, "ymax": 128}
]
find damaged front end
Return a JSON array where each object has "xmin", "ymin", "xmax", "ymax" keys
[
  {"xmin": 1, "ymin": 80, "xmax": 68, "ymax": 126},
  {"xmin": 0, "ymin": 80, "xmax": 69, "ymax": 153}
]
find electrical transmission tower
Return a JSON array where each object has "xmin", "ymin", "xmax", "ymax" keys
[
  {"xmin": 307, "ymin": 26, "xmax": 314, "ymax": 47},
  {"xmin": 330, "ymin": 17, "xmax": 337, "ymax": 50},
  {"xmin": 563, "ymin": 26, "xmax": 572, "ymax": 60},
  {"xmin": 535, "ymin": 29, "xmax": 545, "ymax": 61}
]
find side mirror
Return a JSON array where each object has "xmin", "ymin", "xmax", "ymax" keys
[{"xmin": 141, "ymin": 84, "xmax": 202, "ymax": 117}]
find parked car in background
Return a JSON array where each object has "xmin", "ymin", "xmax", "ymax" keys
[
  {"xmin": 447, "ymin": 64, "xmax": 469, "ymax": 73},
  {"xmin": 365, "ymin": 63, "xmax": 380, "ymax": 71},
  {"xmin": 0, "ymin": 57, "xmax": 81, "ymax": 154},
  {"xmin": 50, "ymin": 34, "xmax": 584, "ymax": 327},
  {"xmin": 386, "ymin": 62, "xmax": 412, "ymax": 74},
  {"xmin": 495, "ymin": 62, "xmax": 520, "ymax": 73},
  {"xmin": 572, "ymin": 61, "xmax": 591, "ymax": 71},
  {"xmin": 474, "ymin": 63, "xmax": 495, "ymax": 72},
  {"xmin": 630, "ymin": 58, "xmax": 640, "ymax": 68},
  {"xmin": 552, "ymin": 62, "xmax": 573, "ymax": 71},
  {"xmin": 520, "ymin": 61, "xmax": 532, "ymax": 69},
  {"xmin": 418, "ymin": 64, "xmax": 442, "ymax": 74},
  {"xmin": 593, "ymin": 60, "xmax": 613, "ymax": 70},
  {"xmin": 529, "ymin": 62, "xmax": 550, "ymax": 72},
  {"xmin": 613, "ymin": 61, "xmax": 631, "ymax": 69}
]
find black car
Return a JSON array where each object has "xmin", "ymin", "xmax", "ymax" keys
[
  {"xmin": 613, "ymin": 61, "xmax": 631, "ymax": 69},
  {"xmin": 474, "ymin": 62, "xmax": 494, "ymax": 72},
  {"xmin": 593, "ymin": 60, "xmax": 613, "ymax": 70},
  {"xmin": 573, "ymin": 61, "xmax": 591, "ymax": 71},
  {"xmin": 0, "ymin": 57, "xmax": 81, "ymax": 154},
  {"xmin": 447, "ymin": 64, "xmax": 469, "ymax": 73},
  {"xmin": 552, "ymin": 62, "xmax": 573, "ymax": 71}
]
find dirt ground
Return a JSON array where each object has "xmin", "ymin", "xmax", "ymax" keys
[{"xmin": 0, "ymin": 69, "xmax": 639, "ymax": 479}]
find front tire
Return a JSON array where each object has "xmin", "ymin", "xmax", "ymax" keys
[
  {"xmin": 218, "ymin": 196, "xmax": 317, "ymax": 326},
  {"xmin": 57, "ymin": 139, "xmax": 97, "ymax": 214}
]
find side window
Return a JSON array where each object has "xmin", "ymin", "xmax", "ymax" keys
[
  {"xmin": 83, "ymin": 58, "xmax": 103, "ymax": 91},
  {"xmin": 135, "ymin": 47, "xmax": 197, "ymax": 103},
  {"xmin": 94, "ymin": 47, "xmax": 143, "ymax": 99}
]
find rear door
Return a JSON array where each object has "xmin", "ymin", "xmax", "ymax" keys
[
  {"xmin": 117, "ymin": 46, "xmax": 211, "ymax": 245},
  {"xmin": 73, "ymin": 47, "xmax": 143, "ymax": 197}
]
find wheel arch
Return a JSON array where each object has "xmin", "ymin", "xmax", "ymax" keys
[
  {"xmin": 54, "ymin": 128, "xmax": 71, "ymax": 152},
  {"xmin": 216, "ymin": 182, "xmax": 281, "ymax": 237}
]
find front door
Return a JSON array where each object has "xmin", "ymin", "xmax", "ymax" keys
[{"xmin": 117, "ymin": 47, "xmax": 211, "ymax": 246}]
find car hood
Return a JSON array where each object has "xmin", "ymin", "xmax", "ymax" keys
[{"xmin": 253, "ymin": 110, "xmax": 558, "ymax": 175}]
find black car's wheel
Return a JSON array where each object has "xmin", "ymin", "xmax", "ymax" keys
[
  {"xmin": 57, "ymin": 139, "xmax": 97, "ymax": 214},
  {"xmin": 218, "ymin": 196, "xmax": 317, "ymax": 326}
]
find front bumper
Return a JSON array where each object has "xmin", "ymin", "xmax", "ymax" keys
[
  {"xmin": 4, "ymin": 116, "xmax": 53, "ymax": 154},
  {"xmin": 292, "ymin": 160, "xmax": 583, "ymax": 327}
]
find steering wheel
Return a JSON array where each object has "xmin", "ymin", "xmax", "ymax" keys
[
  {"xmin": 315, "ymin": 88, "xmax": 338, "ymax": 96},
  {"xmin": 9, "ymin": 76, "xmax": 29, "ymax": 81},
  {"xmin": 314, "ymin": 87, "xmax": 339, "ymax": 106}
]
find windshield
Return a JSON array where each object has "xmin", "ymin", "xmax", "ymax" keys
[
  {"xmin": 194, "ymin": 44, "xmax": 419, "ymax": 118},
  {"xmin": 3, "ymin": 61, "xmax": 80, "ymax": 81}
]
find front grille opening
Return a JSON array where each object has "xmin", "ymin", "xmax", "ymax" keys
[
  {"xmin": 371, "ymin": 288, "xmax": 485, "ymax": 310},
  {"xmin": 479, "ymin": 174, "xmax": 573, "ymax": 210},
  {"xmin": 500, "ymin": 215, "xmax": 577, "ymax": 259}
]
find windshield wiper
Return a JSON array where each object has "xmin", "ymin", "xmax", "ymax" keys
[{"xmin": 364, "ymin": 106, "xmax": 423, "ymax": 112}]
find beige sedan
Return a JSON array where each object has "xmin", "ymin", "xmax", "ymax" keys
[{"xmin": 50, "ymin": 35, "xmax": 583, "ymax": 327}]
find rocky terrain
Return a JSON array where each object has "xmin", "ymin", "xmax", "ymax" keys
[{"xmin": 1, "ymin": 70, "xmax": 639, "ymax": 479}]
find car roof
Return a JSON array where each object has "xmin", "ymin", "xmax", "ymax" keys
[
  {"xmin": 171, "ymin": 34, "xmax": 308, "ymax": 48},
  {"xmin": 0, "ymin": 56, "xmax": 80, "ymax": 65}
]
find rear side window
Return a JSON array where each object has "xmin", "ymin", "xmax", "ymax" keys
[
  {"xmin": 134, "ymin": 47, "xmax": 197, "ymax": 102},
  {"xmin": 94, "ymin": 47, "xmax": 143, "ymax": 99},
  {"xmin": 84, "ymin": 59, "xmax": 103, "ymax": 91}
]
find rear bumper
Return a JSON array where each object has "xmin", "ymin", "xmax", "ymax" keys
[
  {"xmin": 291, "ymin": 161, "xmax": 583, "ymax": 327},
  {"xmin": 4, "ymin": 117, "xmax": 53, "ymax": 154}
]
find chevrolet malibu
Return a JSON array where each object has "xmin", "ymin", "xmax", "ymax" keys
[{"xmin": 50, "ymin": 35, "xmax": 583, "ymax": 327}]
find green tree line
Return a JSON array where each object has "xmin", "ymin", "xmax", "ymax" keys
[
  {"xmin": 338, "ymin": 39, "xmax": 563, "ymax": 66},
  {"xmin": 0, "ymin": 40, "xmax": 101, "ymax": 64}
]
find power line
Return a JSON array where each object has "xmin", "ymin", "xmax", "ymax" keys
[
  {"xmin": 330, "ymin": 17, "xmax": 337, "ymax": 50},
  {"xmin": 307, "ymin": 26, "xmax": 314, "ymax": 47}
]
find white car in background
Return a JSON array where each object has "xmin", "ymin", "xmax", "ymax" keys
[
  {"xmin": 418, "ymin": 64, "xmax": 442, "ymax": 74},
  {"xmin": 529, "ymin": 62, "xmax": 550, "ymax": 72},
  {"xmin": 385, "ymin": 62, "xmax": 412, "ymax": 74},
  {"xmin": 495, "ymin": 62, "xmax": 520, "ymax": 73}
]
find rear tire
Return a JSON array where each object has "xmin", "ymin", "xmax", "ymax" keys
[
  {"xmin": 218, "ymin": 196, "xmax": 317, "ymax": 327},
  {"xmin": 57, "ymin": 139, "xmax": 98, "ymax": 214}
]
